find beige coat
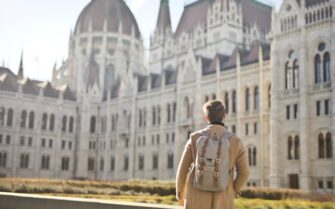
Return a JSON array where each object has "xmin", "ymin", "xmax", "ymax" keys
[{"xmin": 176, "ymin": 124, "xmax": 249, "ymax": 209}]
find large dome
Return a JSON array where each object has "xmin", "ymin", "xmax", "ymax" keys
[{"xmin": 74, "ymin": 0, "xmax": 141, "ymax": 39}]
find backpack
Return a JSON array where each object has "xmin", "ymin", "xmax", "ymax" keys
[{"xmin": 194, "ymin": 130, "xmax": 234, "ymax": 192}]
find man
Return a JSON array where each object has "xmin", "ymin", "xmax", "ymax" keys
[{"xmin": 176, "ymin": 100, "xmax": 249, "ymax": 209}]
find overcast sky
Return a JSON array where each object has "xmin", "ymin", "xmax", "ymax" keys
[{"xmin": 0, "ymin": 0, "xmax": 282, "ymax": 81}]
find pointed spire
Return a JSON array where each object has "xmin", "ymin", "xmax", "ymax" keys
[
  {"xmin": 156, "ymin": 0, "xmax": 172, "ymax": 35},
  {"xmin": 18, "ymin": 50, "xmax": 24, "ymax": 79}
]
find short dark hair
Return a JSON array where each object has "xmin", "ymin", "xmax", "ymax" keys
[{"xmin": 202, "ymin": 100, "xmax": 225, "ymax": 123}]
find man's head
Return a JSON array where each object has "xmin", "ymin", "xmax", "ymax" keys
[{"xmin": 202, "ymin": 100, "xmax": 225, "ymax": 123}]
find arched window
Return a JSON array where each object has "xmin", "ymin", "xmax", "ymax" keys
[
  {"xmin": 326, "ymin": 132, "xmax": 332, "ymax": 159},
  {"xmin": 212, "ymin": 93, "xmax": 216, "ymax": 100},
  {"xmin": 123, "ymin": 155, "xmax": 129, "ymax": 171},
  {"xmin": 42, "ymin": 113, "xmax": 48, "ymax": 130},
  {"xmin": 253, "ymin": 147, "xmax": 257, "ymax": 166},
  {"xmin": 245, "ymin": 88, "xmax": 250, "ymax": 112},
  {"xmin": 6, "ymin": 108, "xmax": 13, "ymax": 127},
  {"xmin": 224, "ymin": 92, "xmax": 229, "ymax": 114},
  {"xmin": 167, "ymin": 153, "xmax": 174, "ymax": 169},
  {"xmin": 90, "ymin": 116, "xmax": 96, "ymax": 133},
  {"xmin": 28, "ymin": 111, "xmax": 34, "ymax": 129},
  {"xmin": 21, "ymin": 110, "xmax": 27, "ymax": 128},
  {"xmin": 110, "ymin": 156, "xmax": 115, "ymax": 171},
  {"xmin": 248, "ymin": 147, "xmax": 252, "ymax": 166},
  {"xmin": 173, "ymin": 102, "xmax": 177, "ymax": 122},
  {"xmin": 254, "ymin": 86, "xmax": 259, "ymax": 111},
  {"xmin": 69, "ymin": 117, "xmax": 74, "ymax": 133},
  {"xmin": 49, "ymin": 114, "xmax": 55, "ymax": 131},
  {"xmin": 288, "ymin": 136, "xmax": 293, "ymax": 160},
  {"xmin": 88, "ymin": 157, "xmax": 95, "ymax": 171},
  {"xmin": 167, "ymin": 104, "xmax": 171, "ymax": 123},
  {"xmin": 318, "ymin": 133, "xmax": 325, "ymax": 158},
  {"xmin": 294, "ymin": 135, "xmax": 300, "ymax": 160},
  {"xmin": 152, "ymin": 107, "xmax": 156, "ymax": 125},
  {"xmin": 0, "ymin": 152, "xmax": 7, "ymax": 167},
  {"xmin": 323, "ymin": 52, "xmax": 331, "ymax": 82},
  {"xmin": 62, "ymin": 116, "xmax": 67, "ymax": 132},
  {"xmin": 0, "ymin": 107, "xmax": 5, "ymax": 126},
  {"xmin": 232, "ymin": 90, "xmax": 237, "ymax": 113},
  {"xmin": 293, "ymin": 59, "xmax": 299, "ymax": 88},
  {"xmin": 315, "ymin": 54, "xmax": 322, "ymax": 83}
]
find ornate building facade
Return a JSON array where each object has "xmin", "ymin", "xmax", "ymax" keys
[{"xmin": 0, "ymin": 0, "xmax": 334, "ymax": 192}]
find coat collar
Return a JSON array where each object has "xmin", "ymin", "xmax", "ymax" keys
[{"xmin": 204, "ymin": 124, "xmax": 227, "ymax": 137}]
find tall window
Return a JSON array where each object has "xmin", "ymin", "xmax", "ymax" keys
[
  {"xmin": 42, "ymin": 113, "xmax": 48, "ymax": 130},
  {"xmin": 88, "ymin": 157, "xmax": 95, "ymax": 171},
  {"xmin": 157, "ymin": 106, "xmax": 161, "ymax": 125},
  {"xmin": 288, "ymin": 136, "xmax": 293, "ymax": 160},
  {"xmin": 61, "ymin": 157, "xmax": 69, "ymax": 171},
  {"xmin": 315, "ymin": 42, "xmax": 331, "ymax": 84},
  {"xmin": 110, "ymin": 156, "xmax": 115, "ymax": 171},
  {"xmin": 49, "ymin": 114, "xmax": 55, "ymax": 131},
  {"xmin": 100, "ymin": 158, "xmax": 104, "ymax": 171},
  {"xmin": 6, "ymin": 108, "xmax": 13, "ymax": 127},
  {"xmin": 254, "ymin": 86, "xmax": 259, "ymax": 111},
  {"xmin": 292, "ymin": 60, "xmax": 299, "ymax": 88},
  {"xmin": 153, "ymin": 154, "xmax": 158, "ymax": 169},
  {"xmin": 167, "ymin": 153, "xmax": 174, "ymax": 169},
  {"xmin": 173, "ymin": 102, "xmax": 176, "ymax": 122},
  {"xmin": 69, "ymin": 117, "xmax": 74, "ymax": 133},
  {"xmin": 167, "ymin": 104, "xmax": 171, "ymax": 123},
  {"xmin": 0, "ymin": 152, "xmax": 7, "ymax": 167},
  {"xmin": 90, "ymin": 116, "xmax": 96, "ymax": 133},
  {"xmin": 326, "ymin": 132, "xmax": 333, "ymax": 159},
  {"xmin": 318, "ymin": 133, "xmax": 332, "ymax": 159},
  {"xmin": 224, "ymin": 92, "xmax": 229, "ymax": 113},
  {"xmin": 248, "ymin": 146, "xmax": 257, "ymax": 166},
  {"xmin": 152, "ymin": 107, "xmax": 156, "ymax": 125},
  {"xmin": 28, "ymin": 111, "xmax": 34, "ymax": 129},
  {"xmin": 245, "ymin": 88, "xmax": 250, "ymax": 112},
  {"xmin": 315, "ymin": 54, "xmax": 322, "ymax": 83},
  {"xmin": 41, "ymin": 155, "xmax": 50, "ymax": 170},
  {"xmin": 139, "ymin": 109, "xmax": 142, "ymax": 127},
  {"xmin": 138, "ymin": 155, "xmax": 144, "ymax": 170},
  {"xmin": 21, "ymin": 110, "xmax": 27, "ymax": 128},
  {"xmin": 324, "ymin": 52, "xmax": 331, "ymax": 82},
  {"xmin": 232, "ymin": 90, "xmax": 237, "ymax": 113},
  {"xmin": 0, "ymin": 107, "xmax": 5, "ymax": 126},
  {"xmin": 124, "ymin": 155, "xmax": 129, "ymax": 171},
  {"xmin": 285, "ymin": 51, "xmax": 299, "ymax": 89},
  {"xmin": 62, "ymin": 116, "xmax": 67, "ymax": 132},
  {"xmin": 19, "ymin": 153, "xmax": 29, "ymax": 169},
  {"xmin": 294, "ymin": 136, "xmax": 300, "ymax": 159}
]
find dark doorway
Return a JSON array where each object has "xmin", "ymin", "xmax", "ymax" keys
[{"xmin": 289, "ymin": 174, "xmax": 299, "ymax": 189}]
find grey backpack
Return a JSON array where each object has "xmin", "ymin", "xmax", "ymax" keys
[{"xmin": 194, "ymin": 130, "xmax": 234, "ymax": 192}]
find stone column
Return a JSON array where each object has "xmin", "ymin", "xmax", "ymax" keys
[
  {"xmin": 269, "ymin": 37, "xmax": 282, "ymax": 188},
  {"xmin": 298, "ymin": 29, "xmax": 312, "ymax": 190}
]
